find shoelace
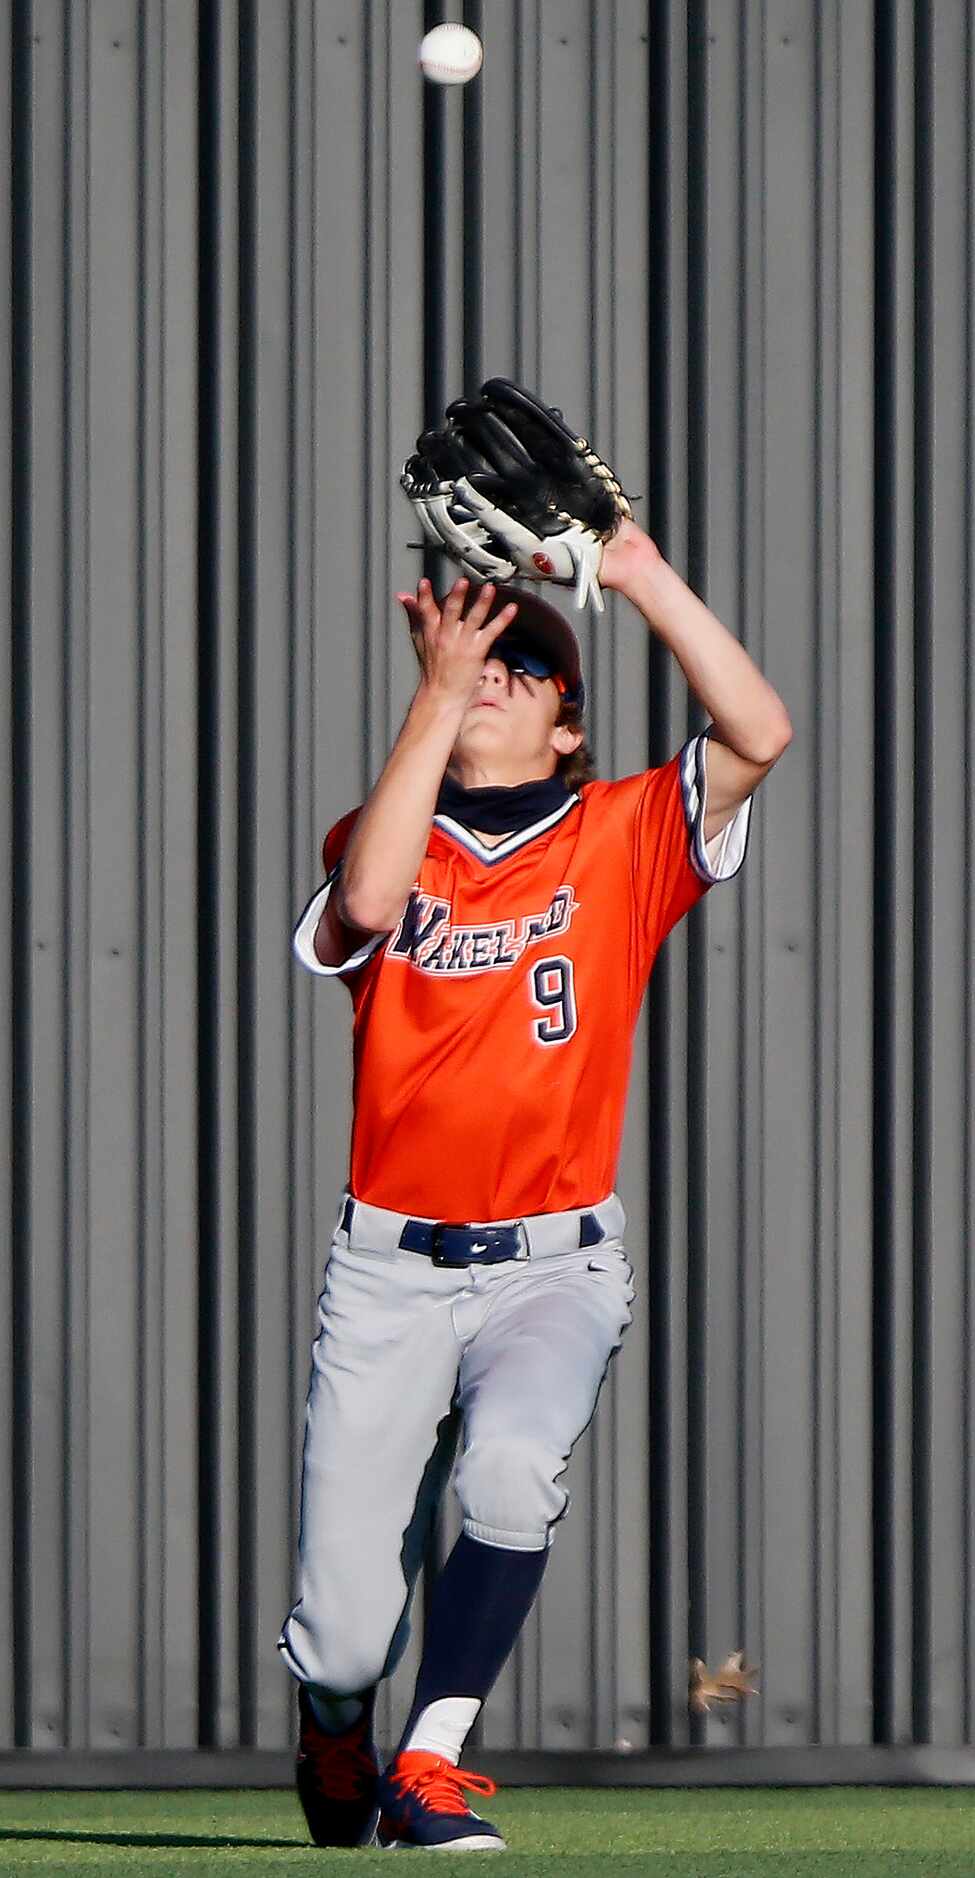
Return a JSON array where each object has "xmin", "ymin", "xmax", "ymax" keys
[
  {"xmin": 389, "ymin": 1752, "xmax": 496, "ymax": 1816},
  {"xmin": 303, "ymin": 1717, "xmax": 374, "ymax": 1803}
]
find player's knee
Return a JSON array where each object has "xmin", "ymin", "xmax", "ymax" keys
[
  {"xmin": 279, "ymin": 1609, "xmax": 390, "ymax": 1696},
  {"xmin": 455, "ymin": 1434, "xmax": 567, "ymax": 1549}
]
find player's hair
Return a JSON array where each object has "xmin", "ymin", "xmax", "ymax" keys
[{"xmin": 555, "ymin": 699, "xmax": 595, "ymax": 789}]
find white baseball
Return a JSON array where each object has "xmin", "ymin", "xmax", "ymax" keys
[{"xmin": 418, "ymin": 23, "xmax": 484, "ymax": 86}]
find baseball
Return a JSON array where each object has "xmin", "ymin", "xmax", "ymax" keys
[{"xmin": 418, "ymin": 23, "xmax": 484, "ymax": 86}]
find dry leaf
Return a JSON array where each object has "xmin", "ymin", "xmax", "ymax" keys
[{"xmin": 688, "ymin": 1650, "xmax": 760, "ymax": 1715}]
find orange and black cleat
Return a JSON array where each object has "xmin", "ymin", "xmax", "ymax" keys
[
  {"xmin": 378, "ymin": 1747, "xmax": 505, "ymax": 1850},
  {"xmin": 295, "ymin": 1684, "xmax": 380, "ymax": 1847}
]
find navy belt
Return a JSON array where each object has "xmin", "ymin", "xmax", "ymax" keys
[
  {"xmin": 339, "ymin": 1197, "xmax": 606, "ymax": 1266},
  {"xmin": 401, "ymin": 1220, "xmax": 529, "ymax": 1264}
]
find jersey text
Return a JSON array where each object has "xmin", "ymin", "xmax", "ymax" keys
[{"xmin": 387, "ymin": 885, "xmax": 580, "ymax": 976}]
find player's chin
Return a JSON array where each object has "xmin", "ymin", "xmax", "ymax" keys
[{"xmin": 456, "ymin": 711, "xmax": 510, "ymax": 749}]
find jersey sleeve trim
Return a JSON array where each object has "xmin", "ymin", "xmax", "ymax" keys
[
  {"xmin": 680, "ymin": 734, "xmax": 752, "ymax": 885},
  {"xmin": 292, "ymin": 870, "xmax": 388, "ymax": 977}
]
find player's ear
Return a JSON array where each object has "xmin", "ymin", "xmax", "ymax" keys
[{"xmin": 550, "ymin": 720, "xmax": 584, "ymax": 759}]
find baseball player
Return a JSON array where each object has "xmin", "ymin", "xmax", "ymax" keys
[{"xmin": 279, "ymin": 390, "xmax": 791, "ymax": 1851}]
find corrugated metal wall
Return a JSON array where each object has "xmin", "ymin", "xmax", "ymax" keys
[{"xmin": 1, "ymin": 0, "xmax": 973, "ymax": 1775}]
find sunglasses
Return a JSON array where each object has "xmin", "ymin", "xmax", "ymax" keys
[{"xmin": 491, "ymin": 633, "xmax": 567, "ymax": 694}]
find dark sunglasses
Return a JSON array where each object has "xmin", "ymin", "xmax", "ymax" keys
[{"xmin": 490, "ymin": 633, "xmax": 566, "ymax": 693}]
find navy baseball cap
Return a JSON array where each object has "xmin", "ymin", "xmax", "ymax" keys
[
  {"xmin": 400, "ymin": 582, "xmax": 585, "ymax": 710},
  {"xmin": 481, "ymin": 586, "xmax": 585, "ymax": 710}
]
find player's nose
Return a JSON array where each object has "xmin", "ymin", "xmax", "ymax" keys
[{"xmin": 480, "ymin": 659, "xmax": 510, "ymax": 690}]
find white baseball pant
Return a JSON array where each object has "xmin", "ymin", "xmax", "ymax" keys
[{"xmin": 278, "ymin": 1191, "xmax": 634, "ymax": 1696}]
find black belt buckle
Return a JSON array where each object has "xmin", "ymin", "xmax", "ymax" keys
[{"xmin": 430, "ymin": 1222, "xmax": 528, "ymax": 1266}]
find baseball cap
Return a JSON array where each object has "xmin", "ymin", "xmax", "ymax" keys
[{"xmin": 400, "ymin": 581, "xmax": 585, "ymax": 710}]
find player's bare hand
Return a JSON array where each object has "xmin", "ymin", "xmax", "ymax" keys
[
  {"xmin": 396, "ymin": 577, "xmax": 518, "ymax": 706},
  {"xmin": 598, "ymin": 518, "xmax": 664, "ymax": 595}
]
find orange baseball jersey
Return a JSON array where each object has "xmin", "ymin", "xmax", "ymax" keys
[{"xmin": 294, "ymin": 735, "xmax": 750, "ymax": 1221}]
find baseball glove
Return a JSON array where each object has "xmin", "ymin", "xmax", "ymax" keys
[{"xmin": 400, "ymin": 378, "xmax": 632, "ymax": 613}]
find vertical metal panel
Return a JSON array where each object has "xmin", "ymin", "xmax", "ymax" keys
[
  {"xmin": 760, "ymin": 0, "xmax": 820, "ymax": 1749},
  {"xmin": 0, "ymin": 0, "xmax": 14, "ymax": 1752},
  {"xmin": 86, "ymin": 0, "xmax": 145, "ymax": 1748},
  {"xmin": 735, "ymin": 0, "xmax": 769, "ymax": 1758},
  {"xmin": 8, "ymin": 0, "xmax": 33, "ymax": 1757},
  {"xmin": 23, "ymin": 0, "xmax": 70, "ymax": 1750},
  {"xmin": 699, "ymin": 0, "xmax": 751, "ymax": 1749},
  {"xmin": 246, "ymin": 0, "xmax": 294, "ymax": 1752},
  {"xmin": 134, "ymin": 0, "xmax": 200, "ymax": 1755},
  {"xmin": 872, "ymin": 0, "xmax": 916, "ymax": 1749},
  {"xmin": 286, "ymin": 0, "xmax": 317, "ymax": 1749},
  {"xmin": 966, "ymin": 8, "xmax": 975, "ymax": 1748},
  {"xmin": 198, "ymin": 0, "xmax": 242, "ymax": 1753},
  {"xmin": 815, "ymin": 0, "xmax": 875, "ymax": 1748},
  {"xmin": 3, "ymin": 0, "xmax": 975, "ymax": 1774},
  {"xmin": 149, "ymin": 0, "xmax": 199, "ymax": 1753},
  {"xmin": 649, "ymin": 0, "xmax": 696, "ymax": 1751},
  {"xmin": 927, "ymin": 0, "xmax": 969, "ymax": 1748},
  {"xmin": 62, "ymin": 0, "xmax": 93, "ymax": 1753}
]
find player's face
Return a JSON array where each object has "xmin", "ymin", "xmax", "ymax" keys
[{"xmin": 449, "ymin": 654, "xmax": 583, "ymax": 787}]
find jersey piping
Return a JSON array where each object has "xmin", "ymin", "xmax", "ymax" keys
[
  {"xmin": 680, "ymin": 735, "xmax": 752, "ymax": 884},
  {"xmin": 292, "ymin": 870, "xmax": 388, "ymax": 978}
]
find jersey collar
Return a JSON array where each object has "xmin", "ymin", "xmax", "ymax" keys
[{"xmin": 433, "ymin": 792, "xmax": 580, "ymax": 864}]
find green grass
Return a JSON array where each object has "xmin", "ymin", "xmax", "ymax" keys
[{"xmin": 0, "ymin": 1787, "xmax": 974, "ymax": 1876}]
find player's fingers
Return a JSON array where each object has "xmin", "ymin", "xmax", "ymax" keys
[
  {"xmin": 481, "ymin": 601, "xmax": 519, "ymax": 644},
  {"xmin": 440, "ymin": 576, "xmax": 470, "ymax": 626},
  {"xmin": 397, "ymin": 592, "xmax": 424, "ymax": 631},
  {"xmin": 404, "ymin": 578, "xmax": 443, "ymax": 632},
  {"xmin": 463, "ymin": 581, "xmax": 498, "ymax": 632}
]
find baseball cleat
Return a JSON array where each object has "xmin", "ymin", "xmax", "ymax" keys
[
  {"xmin": 377, "ymin": 1748, "xmax": 506, "ymax": 1851},
  {"xmin": 295, "ymin": 1684, "xmax": 381, "ymax": 1847}
]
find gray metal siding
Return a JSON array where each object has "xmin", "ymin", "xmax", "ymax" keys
[
  {"xmin": 1, "ymin": 0, "xmax": 973, "ymax": 1772},
  {"xmin": 0, "ymin": 0, "xmax": 14, "ymax": 1759}
]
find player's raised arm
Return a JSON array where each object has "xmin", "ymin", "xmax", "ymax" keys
[
  {"xmin": 599, "ymin": 520, "xmax": 792, "ymax": 841},
  {"xmin": 324, "ymin": 579, "xmax": 517, "ymax": 942}
]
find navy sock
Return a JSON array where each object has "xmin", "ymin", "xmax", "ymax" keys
[{"xmin": 399, "ymin": 1532, "xmax": 548, "ymax": 1750}]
